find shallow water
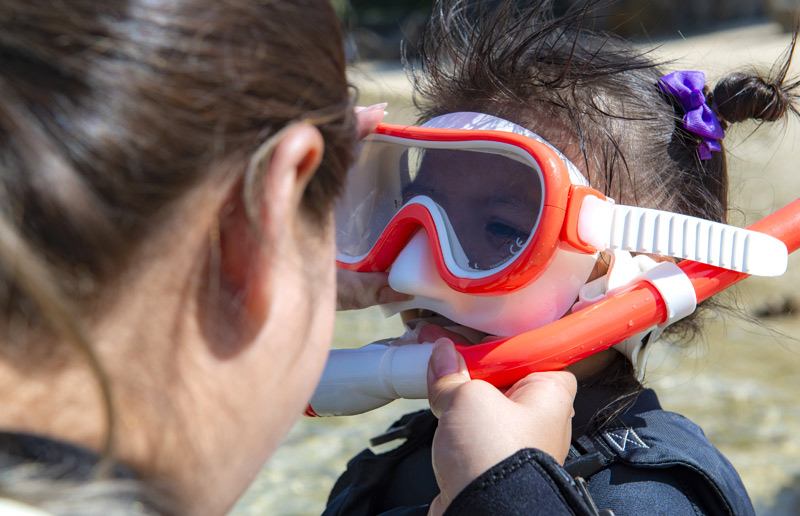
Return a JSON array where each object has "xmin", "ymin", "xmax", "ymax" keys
[{"xmin": 231, "ymin": 22, "xmax": 800, "ymax": 516}]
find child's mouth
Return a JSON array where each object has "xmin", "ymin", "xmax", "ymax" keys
[{"xmin": 403, "ymin": 310, "xmax": 495, "ymax": 346}]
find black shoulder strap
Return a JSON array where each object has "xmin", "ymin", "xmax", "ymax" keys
[{"xmin": 564, "ymin": 434, "xmax": 616, "ymax": 480}]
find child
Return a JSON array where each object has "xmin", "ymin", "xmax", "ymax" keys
[{"xmin": 325, "ymin": 1, "xmax": 798, "ymax": 515}]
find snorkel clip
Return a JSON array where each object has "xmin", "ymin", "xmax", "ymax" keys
[{"xmin": 575, "ymin": 250, "xmax": 698, "ymax": 377}]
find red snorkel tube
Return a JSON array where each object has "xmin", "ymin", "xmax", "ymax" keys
[
  {"xmin": 307, "ymin": 200, "xmax": 800, "ymax": 417},
  {"xmin": 458, "ymin": 198, "xmax": 800, "ymax": 387}
]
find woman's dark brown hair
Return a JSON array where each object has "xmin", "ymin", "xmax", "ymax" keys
[
  {"xmin": 0, "ymin": 0, "xmax": 356, "ymax": 511},
  {"xmin": 410, "ymin": 0, "xmax": 798, "ymax": 424}
]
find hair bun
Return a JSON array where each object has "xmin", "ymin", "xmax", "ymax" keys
[{"xmin": 711, "ymin": 72, "xmax": 789, "ymax": 124}]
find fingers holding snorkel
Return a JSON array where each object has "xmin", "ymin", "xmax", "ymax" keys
[
  {"xmin": 335, "ymin": 269, "xmax": 411, "ymax": 310},
  {"xmin": 354, "ymin": 103, "xmax": 388, "ymax": 139},
  {"xmin": 501, "ymin": 370, "xmax": 577, "ymax": 464},
  {"xmin": 426, "ymin": 338, "xmax": 578, "ymax": 515},
  {"xmin": 427, "ymin": 339, "xmax": 472, "ymax": 419}
]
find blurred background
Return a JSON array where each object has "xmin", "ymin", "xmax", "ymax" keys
[
  {"xmin": 334, "ymin": 0, "xmax": 798, "ymax": 61},
  {"xmin": 232, "ymin": 1, "xmax": 800, "ymax": 514}
]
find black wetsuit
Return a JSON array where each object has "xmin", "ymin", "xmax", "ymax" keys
[{"xmin": 324, "ymin": 389, "xmax": 755, "ymax": 516}]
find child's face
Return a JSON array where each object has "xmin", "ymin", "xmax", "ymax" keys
[
  {"xmin": 403, "ymin": 148, "xmax": 543, "ymax": 271},
  {"xmin": 397, "ymin": 251, "xmax": 618, "ymax": 380},
  {"xmin": 381, "ymin": 127, "xmax": 598, "ymax": 339},
  {"xmin": 398, "ymin": 255, "xmax": 609, "ymax": 345}
]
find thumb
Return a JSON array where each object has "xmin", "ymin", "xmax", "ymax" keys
[{"xmin": 427, "ymin": 338, "xmax": 471, "ymax": 418}]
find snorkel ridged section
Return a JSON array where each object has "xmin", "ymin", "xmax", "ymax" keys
[{"xmin": 606, "ymin": 204, "xmax": 788, "ymax": 276}]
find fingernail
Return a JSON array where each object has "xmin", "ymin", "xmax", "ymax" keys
[
  {"xmin": 431, "ymin": 339, "xmax": 459, "ymax": 378},
  {"xmin": 354, "ymin": 102, "xmax": 388, "ymax": 113},
  {"xmin": 377, "ymin": 286, "xmax": 412, "ymax": 304}
]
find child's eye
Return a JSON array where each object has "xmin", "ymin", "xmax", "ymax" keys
[{"xmin": 485, "ymin": 221, "xmax": 529, "ymax": 244}]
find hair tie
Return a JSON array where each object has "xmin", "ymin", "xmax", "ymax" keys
[{"xmin": 659, "ymin": 71, "xmax": 725, "ymax": 160}]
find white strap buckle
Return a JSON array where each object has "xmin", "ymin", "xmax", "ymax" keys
[{"xmin": 574, "ymin": 250, "xmax": 697, "ymax": 378}]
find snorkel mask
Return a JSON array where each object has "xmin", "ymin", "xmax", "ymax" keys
[
  {"xmin": 336, "ymin": 112, "xmax": 787, "ymax": 337},
  {"xmin": 308, "ymin": 112, "xmax": 795, "ymax": 417}
]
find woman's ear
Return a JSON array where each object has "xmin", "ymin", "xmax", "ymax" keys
[
  {"xmin": 260, "ymin": 123, "xmax": 325, "ymax": 226},
  {"xmin": 210, "ymin": 124, "xmax": 325, "ymax": 355}
]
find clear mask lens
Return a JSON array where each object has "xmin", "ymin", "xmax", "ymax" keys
[{"xmin": 336, "ymin": 137, "xmax": 546, "ymax": 275}]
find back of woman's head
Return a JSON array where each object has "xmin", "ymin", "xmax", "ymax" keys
[
  {"xmin": 0, "ymin": 0, "xmax": 356, "ymax": 512},
  {"xmin": 0, "ymin": 0, "xmax": 355, "ymax": 319},
  {"xmin": 412, "ymin": 0, "xmax": 798, "ymax": 342}
]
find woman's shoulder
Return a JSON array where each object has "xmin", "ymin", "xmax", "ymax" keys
[{"xmin": 0, "ymin": 431, "xmax": 166, "ymax": 516}]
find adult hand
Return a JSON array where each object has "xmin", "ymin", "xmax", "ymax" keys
[
  {"xmin": 336, "ymin": 104, "xmax": 411, "ymax": 311},
  {"xmin": 354, "ymin": 103, "xmax": 387, "ymax": 138},
  {"xmin": 426, "ymin": 339, "xmax": 577, "ymax": 516},
  {"xmin": 336, "ymin": 269, "xmax": 410, "ymax": 310}
]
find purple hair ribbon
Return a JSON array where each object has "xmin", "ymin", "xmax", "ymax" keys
[{"xmin": 659, "ymin": 71, "xmax": 724, "ymax": 160}]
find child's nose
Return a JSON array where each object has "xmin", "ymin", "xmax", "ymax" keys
[{"xmin": 388, "ymin": 229, "xmax": 451, "ymax": 300}]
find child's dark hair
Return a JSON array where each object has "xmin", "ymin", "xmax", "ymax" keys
[
  {"xmin": 411, "ymin": 0, "xmax": 798, "ymax": 346},
  {"xmin": 410, "ymin": 0, "xmax": 798, "ymax": 423}
]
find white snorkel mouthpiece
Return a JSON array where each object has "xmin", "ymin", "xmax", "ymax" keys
[{"xmin": 308, "ymin": 338, "xmax": 433, "ymax": 417}]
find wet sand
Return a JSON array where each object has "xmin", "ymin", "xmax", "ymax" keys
[{"xmin": 231, "ymin": 22, "xmax": 800, "ymax": 516}]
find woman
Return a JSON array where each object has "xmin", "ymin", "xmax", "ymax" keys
[
  {"xmin": 0, "ymin": 0, "xmax": 355, "ymax": 513},
  {"xmin": 0, "ymin": 1, "xmax": 578, "ymax": 514}
]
